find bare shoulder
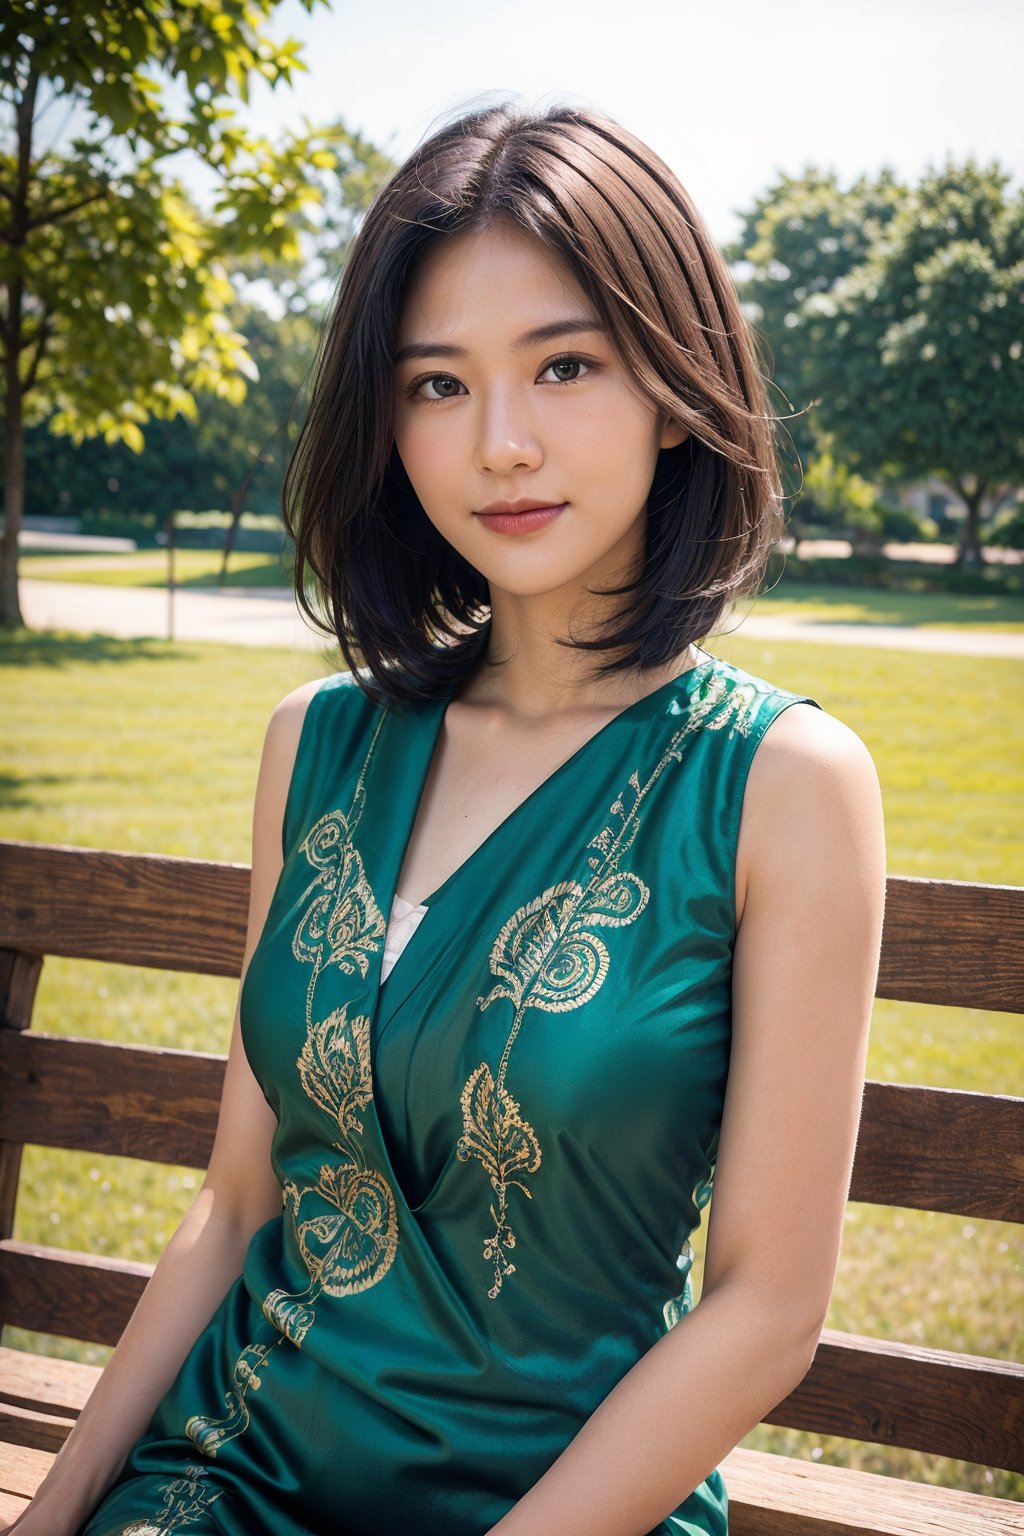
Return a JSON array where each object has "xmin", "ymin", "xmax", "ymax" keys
[
  {"xmin": 748, "ymin": 699, "xmax": 878, "ymax": 787},
  {"xmin": 251, "ymin": 676, "xmax": 330, "ymax": 841},
  {"xmin": 735, "ymin": 701, "xmax": 884, "ymax": 926},
  {"xmin": 263, "ymin": 675, "xmax": 329, "ymax": 758},
  {"xmin": 271, "ymin": 674, "xmax": 330, "ymax": 730}
]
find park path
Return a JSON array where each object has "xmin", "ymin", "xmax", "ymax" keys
[{"xmin": 16, "ymin": 578, "xmax": 1024, "ymax": 659}]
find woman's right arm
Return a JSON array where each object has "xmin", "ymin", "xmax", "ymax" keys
[{"xmin": 2, "ymin": 677, "xmax": 325, "ymax": 1536}]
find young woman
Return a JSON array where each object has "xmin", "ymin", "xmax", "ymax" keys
[{"xmin": 8, "ymin": 100, "xmax": 886, "ymax": 1536}]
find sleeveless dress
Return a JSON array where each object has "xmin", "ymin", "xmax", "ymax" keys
[{"xmin": 79, "ymin": 651, "xmax": 822, "ymax": 1536}]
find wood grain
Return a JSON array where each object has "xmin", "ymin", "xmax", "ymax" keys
[
  {"xmin": 0, "ymin": 1240, "xmax": 150, "ymax": 1346},
  {"xmin": 0, "ymin": 841, "xmax": 248, "ymax": 976},
  {"xmin": 768, "ymin": 1328, "xmax": 1024, "ymax": 1473},
  {"xmin": 721, "ymin": 1445, "xmax": 1024, "ymax": 1535}
]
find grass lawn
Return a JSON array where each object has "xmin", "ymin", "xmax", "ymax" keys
[
  {"xmin": 2, "ymin": 624, "xmax": 1021, "ymax": 1498},
  {"xmin": 18, "ymin": 548, "xmax": 291, "ymax": 590},
  {"xmin": 743, "ymin": 580, "xmax": 1024, "ymax": 631}
]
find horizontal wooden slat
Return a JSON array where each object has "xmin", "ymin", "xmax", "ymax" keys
[
  {"xmin": 0, "ymin": 841, "xmax": 248, "ymax": 976},
  {"xmin": 0, "ymin": 1488, "xmax": 31, "ymax": 1524},
  {"xmin": 876, "ymin": 875, "xmax": 1023, "ymax": 1012},
  {"xmin": 852, "ymin": 1080, "xmax": 1024, "ymax": 1221},
  {"xmin": 4, "ymin": 1230, "xmax": 1020, "ymax": 1472},
  {"xmin": 0, "ymin": 1401, "xmax": 74, "ymax": 1455},
  {"xmin": 0, "ymin": 1345, "xmax": 98, "ymax": 1419},
  {"xmin": 0, "ymin": 1439, "xmax": 54, "ymax": 1503},
  {"xmin": 766, "ymin": 1327, "xmax": 1024, "ymax": 1473},
  {"xmin": 721, "ymin": 1444, "xmax": 1024, "ymax": 1535},
  {"xmin": 2, "ymin": 1432, "xmax": 1020, "ymax": 1534},
  {"xmin": 0, "ymin": 1241, "xmax": 150, "ymax": 1346},
  {"xmin": 5, "ymin": 1034, "xmax": 1022, "ymax": 1227},
  {"xmin": 2, "ymin": 843, "xmax": 1022, "ymax": 1011},
  {"xmin": 0, "ymin": 1031, "xmax": 225, "ymax": 1166}
]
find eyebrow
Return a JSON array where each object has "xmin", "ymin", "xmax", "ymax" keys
[{"xmin": 393, "ymin": 318, "xmax": 608, "ymax": 365}]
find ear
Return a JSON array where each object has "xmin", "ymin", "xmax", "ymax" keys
[{"xmin": 659, "ymin": 417, "xmax": 689, "ymax": 450}]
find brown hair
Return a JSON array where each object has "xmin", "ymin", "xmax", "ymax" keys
[{"xmin": 282, "ymin": 99, "xmax": 786, "ymax": 708}]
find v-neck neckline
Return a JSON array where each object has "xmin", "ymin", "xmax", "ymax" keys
[{"xmin": 382, "ymin": 647, "xmax": 719, "ymax": 940}]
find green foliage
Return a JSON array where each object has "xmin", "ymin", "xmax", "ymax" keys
[
  {"xmin": 729, "ymin": 160, "xmax": 1024, "ymax": 561},
  {"xmin": 0, "ymin": 1, "xmax": 339, "ymax": 445},
  {"xmin": 0, "ymin": 0, "xmax": 396, "ymax": 629},
  {"xmin": 725, "ymin": 167, "xmax": 904, "ymax": 490},
  {"xmin": 986, "ymin": 500, "xmax": 1024, "ymax": 549},
  {"xmin": 800, "ymin": 439, "xmax": 883, "ymax": 539},
  {"xmin": 808, "ymin": 162, "xmax": 1024, "ymax": 494}
]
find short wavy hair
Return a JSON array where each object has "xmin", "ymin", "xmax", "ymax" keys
[{"xmin": 282, "ymin": 99, "xmax": 787, "ymax": 708}]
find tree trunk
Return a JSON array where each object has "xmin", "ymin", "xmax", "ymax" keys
[
  {"xmin": 953, "ymin": 477, "xmax": 987, "ymax": 568},
  {"xmin": 0, "ymin": 68, "xmax": 37, "ymax": 630},
  {"xmin": 1, "ymin": 361, "xmax": 26, "ymax": 629}
]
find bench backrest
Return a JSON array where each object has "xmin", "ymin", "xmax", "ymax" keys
[{"xmin": 0, "ymin": 839, "xmax": 1021, "ymax": 1479}]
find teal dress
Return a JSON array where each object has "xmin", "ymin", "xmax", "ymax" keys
[{"xmin": 80, "ymin": 651, "xmax": 821, "ymax": 1536}]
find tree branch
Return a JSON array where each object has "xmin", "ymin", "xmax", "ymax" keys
[
  {"xmin": 27, "ymin": 189, "xmax": 107, "ymax": 231},
  {"xmin": 22, "ymin": 311, "xmax": 53, "ymax": 396}
]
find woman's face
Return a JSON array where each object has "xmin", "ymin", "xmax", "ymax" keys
[{"xmin": 392, "ymin": 220, "xmax": 687, "ymax": 602}]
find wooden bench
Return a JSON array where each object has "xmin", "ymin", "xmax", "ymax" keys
[{"xmin": 1, "ymin": 837, "xmax": 1021, "ymax": 1534}]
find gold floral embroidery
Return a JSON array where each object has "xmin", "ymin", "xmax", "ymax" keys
[
  {"xmin": 188, "ymin": 707, "xmax": 397, "ymax": 1454},
  {"xmin": 457, "ymin": 664, "xmax": 754, "ymax": 1298},
  {"xmin": 456, "ymin": 1064, "xmax": 542, "ymax": 1297},
  {"xmin": 121, "ymin": 1464, "xmax": 221, "ymax": 1533},
  {"xmin": 292, "ymin": 808, "xmax": 387, "ymax": 984},
  {"xmin": 264, "ymin": 1002, "xmax": 399, "ymax": 1335}
]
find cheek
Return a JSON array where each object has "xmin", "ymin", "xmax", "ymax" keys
[
  {"xmin": 394, "ymin": 416, "xmax": 458, "ymax": 503},
  {"xmin": 573, "ymin": 402, "xmax": 662, "ymax": 495}
]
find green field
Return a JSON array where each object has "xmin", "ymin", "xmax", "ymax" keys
[
  {"xmin": 747, "ymin": 580, "xmax": 1024, "ymax": 631},
  {"xmin": 18, "ymin": 547, "xmax": 291, "ymax": 590},
  {"xmin": 2, "ymin": 623, "xmax": 1021, "ymax": 1498}
]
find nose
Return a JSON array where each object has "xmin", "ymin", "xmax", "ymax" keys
[{"xmin": 472, "ymin": 384, "xmax": 543, "ymax": 475}]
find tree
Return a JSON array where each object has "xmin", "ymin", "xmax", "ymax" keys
[
  {"xmin": 808, "ymin": 161, "xmax": 1024, "ymax": 565},
  {"xmin": 0, "ymin": 0, "xmax": 346, "ymax": 628},
  {"xmin": 724, "ymin": 170, "xmax": 904, "ymax": 540},
  {"xmin": 729, "ymin": 161, "xmax": 1024, "ymax": 564}
]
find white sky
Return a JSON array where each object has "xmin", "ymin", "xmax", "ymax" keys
[{"xmin": 234, "ymin": 0, "xmax": 1022, "ymax": 247}]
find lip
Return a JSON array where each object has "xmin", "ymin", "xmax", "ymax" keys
[
  {"xmin": 476, "ymin": 498, "xmax": 566, "ymax": 515},
  {"xmin": 474, "ymin": 502, "xmax": 568, "ymax": 535}
]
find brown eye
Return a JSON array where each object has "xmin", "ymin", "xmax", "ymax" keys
[
  {"xmin": 406, "ymin": 373, "xmax": 466, "ymax": 403},
  {"xmin": 542, "ymin": 354, "xmax": 596, "ymax": 384}
]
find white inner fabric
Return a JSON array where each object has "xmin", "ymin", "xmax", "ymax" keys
[{"xmin": 381, "ymin": 892, "xmax": 429, "ymax": 983}]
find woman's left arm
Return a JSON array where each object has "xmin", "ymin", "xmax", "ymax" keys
[{"xmin": 486, "ymin": 704, "xmax": 887, "ymax": 1536}]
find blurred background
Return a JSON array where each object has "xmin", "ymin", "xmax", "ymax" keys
[{"xmin": 1, "ymin": 0, "xmax": 1021, "ymax": 1504}]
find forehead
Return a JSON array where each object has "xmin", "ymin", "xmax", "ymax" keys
[{"xmin": 396, "ymin": 222, "xmax": 590, "ymax": 337}]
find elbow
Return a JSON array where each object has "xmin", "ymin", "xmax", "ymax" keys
[
  {"xmin": 704, "ymin": 1276, "xmax": 827, "ymax": 1398},
  {"xmin": 783, "ymin": 1311, "xmax": 826, "ymax": 1391}
]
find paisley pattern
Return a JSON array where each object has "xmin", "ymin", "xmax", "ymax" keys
[
  {"xmin": 456, "ymin": 665, "xmax": 757, "ymax": 1298},
  {"xmin": 270, "ymin": 1003, "xmax": 399, "ymax": 1319},
  {"xmin": 187, "ymin": 724, "xmax": 398, "ymax": 1455},
  {"xmin": 292, "ymin": 809, "xmax": 387, "ymax": 984}
]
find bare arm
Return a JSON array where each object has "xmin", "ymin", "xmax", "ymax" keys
[
  {"xmin": 3, "ymin": 677, "xmax": 325, "ymax": 1536},
  {"xmin": 486, "ymin": 704, "xmax": 887, "ymax": 1536}
]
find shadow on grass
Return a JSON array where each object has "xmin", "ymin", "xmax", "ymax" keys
[
  {"xmin": 0, "ymin": 627, "xmax": 206, "ymax": 668},
  {"xmin": 168, "ymin": 565, "xmax": 291, "ymax": 591},
  {"xmin": 0, "ymin": 770, "xmax": 70, "ymax": 813}
]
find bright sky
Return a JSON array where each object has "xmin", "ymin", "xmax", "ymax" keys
[{"xmin": 237, "ymin": 0, "xmax": 1021, "ymax": 248}]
